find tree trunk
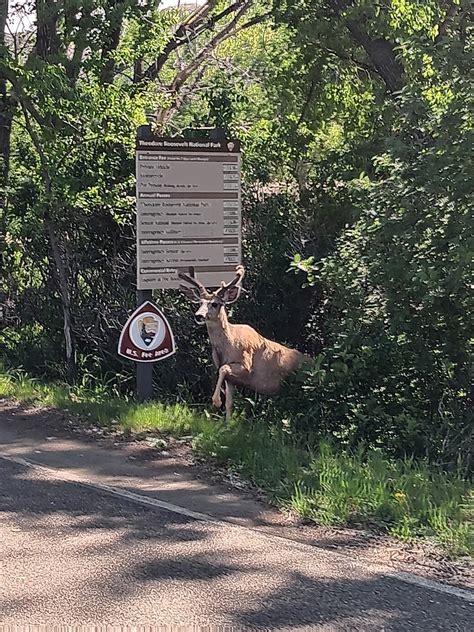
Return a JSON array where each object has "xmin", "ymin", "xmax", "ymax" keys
[
  {"xmin": 35, "ymin": 0, "xmax": 60, "ymax": 59},
  {"xmin": 26, "ymin": 2, "xmax": 75, "ymax": 380},
  {"xmin": 327, "ymin": 0, "xmax": 404, "ymax": 94},
  {"xmin": 46, "ymin": 218, "xmax": 77, "ymax": 383},
  {"xmin": 0, "ymin": 0, "xmax": 12, "ymax": 198},
  {"xmin": 346, "ymin": 21, "xmax": 404, "ymax": 94},
  {"xmin": 0, "ymin": 96, "xmax": 13, "ymax": 194}
]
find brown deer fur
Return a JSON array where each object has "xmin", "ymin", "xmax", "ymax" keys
[{"xmin": 179, "ymin": 266, "xmax": 307, "ymax": 420}]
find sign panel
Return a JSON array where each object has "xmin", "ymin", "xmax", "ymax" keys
[
  {"xmin": 118, "ymin": 301, "xmax": 176, "ymax": 363},
  {"xmin": 136, "ymin": 135, "xmax": 241, "ymax": 289}
]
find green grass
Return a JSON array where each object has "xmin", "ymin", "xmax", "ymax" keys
[
  {"xmin": 195, "ymin": 422, "xmax": 473, "ymax": 556},
  {"xmin": 1, "ymin": 369, "xmax": 472, "ymax": 557},
  {"xmin": 0, "ymin": 369, "xmax": 213, "ymax": 436}
]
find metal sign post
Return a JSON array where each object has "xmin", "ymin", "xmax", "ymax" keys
[{"xmin": 136, "ymin": 289, "xmax": 152, "ymax": 402}]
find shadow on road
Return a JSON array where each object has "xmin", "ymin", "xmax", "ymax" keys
[
  {"xmin": 1, "ymin": 457, "xmax": 470, "ymax": 630},
  {"xmin": 0, "ymin": 400, "xmax": 275, "ymax": 528}
]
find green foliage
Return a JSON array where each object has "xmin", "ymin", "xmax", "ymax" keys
[
  {"xmin": 1, "ymin": 1, "xmax": 472, "ymax": 492},
  {"xmin": 264, "ymin": 0, "xmax": 474, "ymax": 472},
  {"xmin": 0, "ymin": 366, "xmax": 213, "ymax": 436},
  {"xmin": 195, "ymin": 424, "xmax": 473, "ymax": 556},
  {"xmin": 283, "ymin": 15, "xmax": 473, "ymax": 469},
  {"xmin": 289, "ymin": 445, "xmax": 472, "ymax": 555}
]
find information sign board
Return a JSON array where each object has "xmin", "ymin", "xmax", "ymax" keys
[{"xmin": 136, "ymin": 135, "xmax": 242, "ymax": 289}]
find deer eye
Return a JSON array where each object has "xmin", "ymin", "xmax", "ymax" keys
[{"xmin": 211, "ymin": 301, "xmax": 220, "ymax": 308}]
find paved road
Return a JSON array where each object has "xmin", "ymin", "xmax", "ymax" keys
[{"xmin": 0, "ymin": 456, "xmax": 472, "ymax": 629}]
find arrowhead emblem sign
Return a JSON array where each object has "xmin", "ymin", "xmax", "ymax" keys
[{"xmin": 118, "ymin": 301, "xmax": 176, "ymax": 363}]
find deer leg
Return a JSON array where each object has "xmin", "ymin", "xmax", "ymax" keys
[
  {"xmin": 212, "ymin": 365, "xmax": 231, "ymax": 409},
  {"xmin": 212, "ymin": 364, "xmax": 250, "ymax": 410},
  {"xmin": 225, "ymin": 382, "xmax": 235, "ymax": 422}
]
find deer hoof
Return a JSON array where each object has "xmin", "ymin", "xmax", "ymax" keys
[{"xmin": 212, "ymin": 396, "xmax": 222, "ymax": 409}]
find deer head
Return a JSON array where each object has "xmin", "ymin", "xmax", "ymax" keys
[{"xmin": 179, "ymin": 266, "xmax": 245, "ymax": 325}]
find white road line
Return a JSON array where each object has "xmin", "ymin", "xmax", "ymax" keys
[
  {"xmin": 389, "ymin": 571, "xmax": 473, "ymax": 602},
  {"xmin": 0, "ymin": 452, "xmax": 216, "ymax": 522},
  {"xmin": 1, "ymin": 451, "xmax": 473, "ymax": 604}
]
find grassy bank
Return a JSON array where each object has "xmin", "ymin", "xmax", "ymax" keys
[{"xmin": 0, "ymin": 369, "xmax": 472, "ymax": 557}]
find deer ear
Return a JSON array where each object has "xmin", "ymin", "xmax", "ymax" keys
[
  {"xmin": 179, "ymin": 284, "xmax": 201, "ymax": 303},
  {"xmin": 221, "ymin": 285, "xmax": 241, "ymax": 304}
]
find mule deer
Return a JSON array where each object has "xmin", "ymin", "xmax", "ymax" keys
[{"xmin": 179, "ymin": 265, "xmax": 308, "ymax": 420}]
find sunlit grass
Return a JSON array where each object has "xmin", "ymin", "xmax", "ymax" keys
[
  {"xmin": 0, "ymin": 368, "xmax": 212, "ymax": 435},
  {"xmin": 1, "ymin": 368, "xmax": 472, "ymax": 556}
]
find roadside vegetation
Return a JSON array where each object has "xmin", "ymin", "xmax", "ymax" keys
[
  {"xmin": 1, "ymin": 368, "xmax": 471, "ymax": 557},
  {"xmin": 1, "ymin": 2, "xmax": 472, "ymax": 559}
]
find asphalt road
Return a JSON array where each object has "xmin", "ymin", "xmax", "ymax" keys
[{"xmin": 0, "ymin": 457, "xmax": 472, "ymax": 629}]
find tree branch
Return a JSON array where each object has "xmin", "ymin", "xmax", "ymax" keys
[
  {"xmin": 100, "ymin": 1, "xmax": 128, "ymax": 84},
  {"xmin": 160, "ymin": 62, "xmax": 210, "ymax": 129},
  {"xmin": 140, "ymin": 1, "xmax": 250, "ymax": 83},
  {"xmin": 18, "ymin": 97, "xmax": 51, "ymax": 190},
  {"xmin": 20, "ymin": 95, "xmax": 77, "ymax": 380},
  {"xmin": 315, "ymin": 43, "xmax": 382, "ymax": 82},
  {"xmin": 326, "ymin": 0, "xmax": 404, "ymax": 93},
  {"xmin": 3, "ymin": 65, "xmax": 79, "ymax": 136},
  {"xmin": 154, "ymin": 1, "xmax": 253, "ymax": 129},
  {"xmin": 435, "ymin": 0, "xmax": 460, "ymax": 42},
  {"xmin": 229, "ymin": 10, "xmax": 271, "ymax": 36},
  {"xmin": 346, "ymin": 20, "xmax": 404, "ymax": 93},
  {"xmin": 34, "ymin": 0, "xmax": 61, "ymax": 60},
  {"xmin": 297, "ymin": 78, "xmax": 317, "ymax": 127},
  {"xmin": 0, "ymin": 0, "xmax": 12, "ymax": 187}
]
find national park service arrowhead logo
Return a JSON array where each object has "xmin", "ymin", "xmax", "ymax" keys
[{"xmin": 118, "ymin": 302, "xmax": 176, "ymax": 363}]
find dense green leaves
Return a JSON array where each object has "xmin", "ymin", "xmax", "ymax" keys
[{"xmin": 281, "ymin": 0, "xmax": 473, "ymax": 469}]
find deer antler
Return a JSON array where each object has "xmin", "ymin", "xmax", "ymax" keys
[
  {"xmin": 216, "ymin": 265, "xmax": 245, "ymax": 296},
  {"xmin": 178, "ymin": 266, "xmax": 207, "ymax": 296}
]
